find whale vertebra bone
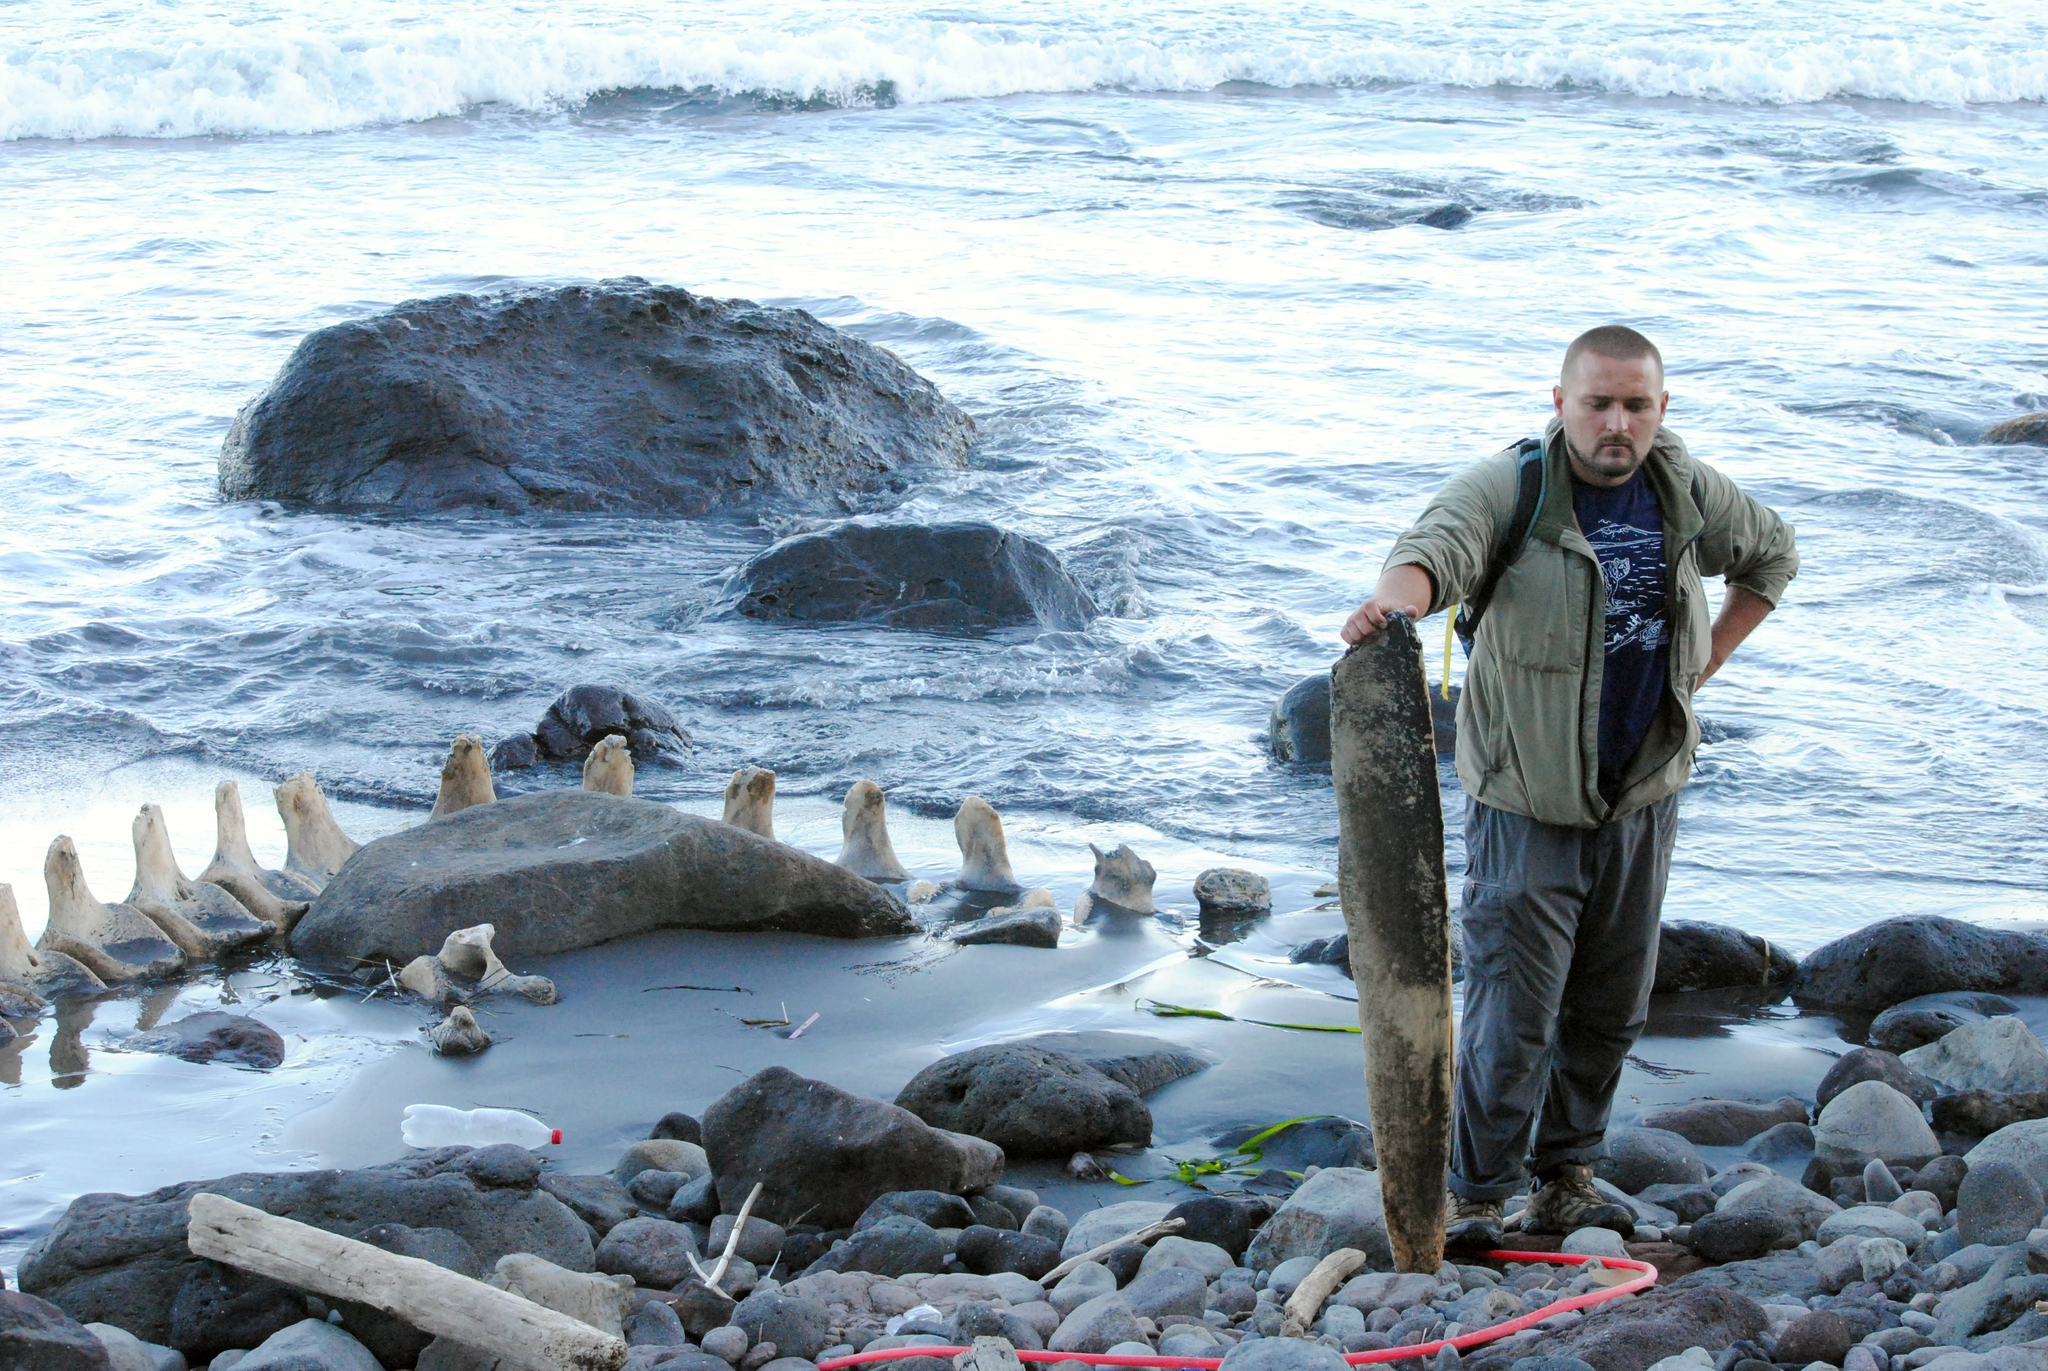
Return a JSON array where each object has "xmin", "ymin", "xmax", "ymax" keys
[
  {"xmin": 835, "ymin": 780, "xmax": 908, "ymax": 881},
  {"xmin": 722, "ymin": 766, "xmax": 776, "ymax": 840},
  {"xmin": 126, "ymin": 804, "xmax": 272, "ymax": 960},
  {"xmin": 582, "ymin": 736, "xmax": 633, "ymax": 797},
  {"xmin": 1085, "ymin": 842, "xmax": 1157, "ymax": 914},
  {"xmin": 438, "ymin": 923, "xmax": 557, "ymax": 1003},
  {"xmin": 200, "ymin": 781, "xmax": 316, "ymax": 933},
  {"xmin": 276, "ymin": 772, "xmax": 360, "ymax": 888},
  {"xmin": 38, "ymin": 836, "xmax": 184, "ymax": 983},
  {"xmin": 429, "ymin": 1005, "xmax": 493, "ymax": 1056},
  {"xmin": 953, "ymin": 796, "xmax": 1020, "ymax": 892},
  {"xmin": 432, "ymin": 735, "xmax": 497, "ymax": 820},
  {"xmin": 0, "ymin": 881, "xmax": 106, "ymax": 996}
]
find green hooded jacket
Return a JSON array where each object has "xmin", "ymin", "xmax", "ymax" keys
[{"xmin": 1384, "ymin": 418, "xmax": 1799, "ymax": 828}]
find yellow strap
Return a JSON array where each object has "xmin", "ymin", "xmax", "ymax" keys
[{"xmin": 1443, "ymin": 607, "xmax": 1457, "ymax": 700}]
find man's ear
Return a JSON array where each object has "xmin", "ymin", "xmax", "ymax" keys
[
  {"xmin": 1552, "ymin": 384, "xmax": 1565, "ymax": 414},
  {"xmin": 1659, "ymin": 390, "xmax": 1670, "ymax": 420}
]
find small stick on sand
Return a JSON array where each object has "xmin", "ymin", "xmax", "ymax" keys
[
  {"xmin": 1038, "ymin": 1217, "xmax": 1186, "ymax": 1285},
  {"xmin": 1280, "ymin": 1247, "xmax": 1367, "ymax": 1338}
]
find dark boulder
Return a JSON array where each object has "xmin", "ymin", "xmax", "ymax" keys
[
  {"xmin": 1593, "ymin": 1127, "xmax": 1709, "ymax": 1194},
  {"xmin": 1290, "ymin": 928, "xmax": 1464, "ymax": 984},
  {"xmin": 953, "ymin": 1226, "xmax": 1060, "ymax": 1279},
  {"xmin": 332, "ymin": 1225, "xmax": 483, "ymax": 1369},
  {"xmin": 1192, "ymin": 870, "xmax": 1271, "ymax": 922},
  {"xmin": 855, "ymin": 1192, "xmax": 976, "ymax": 1231},
  {"xmin": 1984, "ymin": 413, "xmax": 2048, "ymax": 446},
  {"xmin": 701, "ymin": 1066, "xmax": 1003, "ymax": 1228},
  {"xmin": 801, "ymin": 1216, "xmax": 946, "ymax": 1278},
  {"xmin": 1486, "ymin": 1284, "xmax": 1766, "ymax": 1371},
  {"xmin": 291, "ymin": 790, "xmax": 912, "ymax": 968},
  {"xmin": 731, "ymin": 1292, "xmax": 832, "ymax": 1363},
  {"xmin": 124, "ymin": 1012, "xmax": 285, "ymax": 1069},
  {"xmin": 0, "ymin": 1290, "xmax": 111, "ymax": 1371},
  {"xmin": 218, "ymin": 280, "xmax": 974, "ymax": 516},
  {"xmin": 1653, "ymin": 922, "xmax": 1797, "ymax": 995},
  {"xmin": 167, "ymin": 1263, "xmax": 306, "ymax": 1361},
  {"xmin": 1791, "ymin": 916, "xmax": 2048, "ymax": 1011},
  {"xmin": 1687, "ymin": 1210, "xmax": 1781, "ymax": 1264},
  {"xmin": 948, "ymin": 908, "xmax": 1062, "ymax": 949},
  {"xmin": 1816, "ymin": 1048, "xmax": 1941, "ymax": 1110},
  {"xmin": 1212, "ymin": 1117, "xmax": 1375, "ymax": 1173},
  {"xmin": 17, "ymin": 1148, "xmax": 591, "ymax": 1346},
  {"xmin": 717, "ymin": 522, "xmax": 1096, "ymax": 634},
  {"xmin": 1268, "ymin": 675, "xmax": 1455, "ymax": 767},
  {"xmin": 1932, "ymin": 1089, "xmax": 2048, "ymax": 1138},
  {"xmin": 501, "ymin": 687, "xmax": 692, "ymax": 768},
  {"xmin": 1868, "ymin": 991, "xmax": 2018, "ymax": 1054},
  {"xmin": 1638, "ymin": 1097, "xmax": 1808, "ymax": 1147},
  {"xmin": 893, "ymin": 1044, "xmax": 1151, "ymax": 1157},
  {"xmin": 1632, "ymin": 1184, "xmax": 1716, "ymax": 1224},
  {"xmin": 1772, "ymin": 1311, "xmax": 1858, "ymax": 1367},
  {"xmin": 1162, "ymin": 1197, "xmax": 1267, "ymax": 1259},
  {"xmin": 651, "ymin": 1113, "xmax": 702, "ymax": 1145}
]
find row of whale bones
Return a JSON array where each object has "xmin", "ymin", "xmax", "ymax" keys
[{"xmin": 0, "ymin": 733, "xmax": 1163, "ymax": 997}]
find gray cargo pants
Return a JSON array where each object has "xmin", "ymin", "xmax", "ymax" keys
[{"xmin": 1448, "ymin": 793, "xmax": 1679, "ymax": 1201}]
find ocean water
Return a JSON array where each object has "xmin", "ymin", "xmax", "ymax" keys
[{"xmin": 3, "ymin": 0, "xmax": 2047, "ymax": 1268}]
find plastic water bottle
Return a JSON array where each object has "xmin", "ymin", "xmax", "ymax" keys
[{"xmin": 401, "ymin": 1104, "xmax": 561, "ymax": 1148}]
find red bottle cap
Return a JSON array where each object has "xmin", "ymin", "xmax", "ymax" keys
[{"xmin": 550, "ymin": 1130, "xmax": 563, "ymax": 1144}]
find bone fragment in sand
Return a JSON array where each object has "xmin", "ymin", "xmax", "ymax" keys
[
  {"xmin": 126, "ymin": 804, "xmax": 272, "ymax": 960},
  {"xmin": 721, "ymin": 766, "xmax": 776, "ymax": 840},
  {"xmin": 38, "ymin": 836, "xmax": 184, "ymax": 983},
  {"xmin": 433, "ymin": 924, "xmax": 557, "ymax": 1004},
  {"xmin": 0, "ymin": 882, "xmax": 107, "ymax": 995},
  {"xmin": 1330, "ymin": 614, "xmax": 1453, "ymax": 1275},
  {"xmin": 185, "ymin": 1192, "xmax": 628, "ymax": 1371},
  {"xmin": 834, "ymin": 779, "xmax": 908, "ymax": 881},
  {"xmin": 1280, "ymin": 1248, "xmax": 1368, "ymax": 1338},
  {"xmin": 429, "ymin": 1005, "xmax": 492, "ymax": 1056},
  {"xmin": 1085, "ymin": 842, "xmax": 1157, "ymax": 914},
  {"xmin": 200, "ymin": 781, "xmax": 315, "ymax": 933},
  {"xmin": 952, "ymin": 796, "xmax": 1019, "ymax": 892},
  {"xmin": 581, "ymin": 736, "xmax": 633, "ymax": 798},
  {"xmin": 905, "ymin": 880, "xmax": 939, "ymax": 905},
  {"xmin": 431, "ymin": 736, "xmax": 497, "ymax": 820},
  {"xmin": 276, "ymin": 773, "xmax": 360, "ymax": 888},
  {"xmin": 1039, "ymin": 1217, "xmax": 1186, "ymax": 1286}
]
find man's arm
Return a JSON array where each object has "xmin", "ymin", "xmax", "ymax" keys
[
  {"xmin": 1695, "ymin": 585, "xmax": 1773, "ymax": 686},
  {"xmin": 1340, "ymin": 565, "xmax": 1436, "ymax": 645}
]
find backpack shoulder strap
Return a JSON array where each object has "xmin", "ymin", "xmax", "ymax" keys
[{"xmin": 1453, "ymin": 437, "xmax": 1545, "ymax": 649}]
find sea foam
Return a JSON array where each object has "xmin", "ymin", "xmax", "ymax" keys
[{"xmin": 4, "ymin": 4, "xmax": 2046, "ymax": 142}]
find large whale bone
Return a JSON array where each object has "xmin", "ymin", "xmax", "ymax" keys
[
  {"xmin": 835, "ymin": 779, "xmax": 908, "ymax": 881},
  {"xmin": 582, "ymin": 736, "xmax": 633, "ymax": 797},
  {"xmin": 1083, "ymin": 842, "xmax": 1156, "ymax": 914},
  {"xmin": 1330, "ymin": 613, "xmax": 1453, "ymax": 1275},
  {"xmin": 276, "ymin": 772, "xmax": 360, "ymax": 889},
  {"xmin": 38, "ymin": 836, "xmax": 185, "ymax": 983},
  {"xmin": 431, "ymin": 735, "xmax": 497, "ymax": 820},
  {"xmin": 200, "ymin": 781, "xmax": 317, "ymax": 934},
  {"xmin": 722, "ymin": 766, "xmax": 776, "ymax": 839},
  {"xmin": 126, "ymin": 804, "xmax": 273, "ymax": 960},
  {"xmin": 399, "ymin": 923, "xmax": 557, "ymax": 1006},
  {"xmin": 952, "ymin": 795, "xmax": 1020, "ymax": 893},
  {"xmin": 0, "ymin": 881, "xmax": 106, "ymax": 997}
]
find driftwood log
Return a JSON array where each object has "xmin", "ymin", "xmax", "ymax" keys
[
  {"xmin": 186, "ymin": 1192, "xmax": 628, "ymax": 1371},
  {"xmin": 1280, "ymin": 1247, "xmax": 1367, "ymax": 1338},
  {"xmin": 1037, "ymin": 1217, "xmax": 1186, "ymax": 1286}
]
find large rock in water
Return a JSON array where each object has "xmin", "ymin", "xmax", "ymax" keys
[
  {"xmin": 1792, "ymin": 915, "xmax": 2048, "ymax": 1011},
  {"xmin": 893, "ymin": 1044, "xmax": 1153, "ymax": 1157},
  {"xmin": 717, "ymin": 521, "xmax": 1096, "ymax": 633},
  {"xmin": 495, "ymin": 685, "xmax": 692, "ymax": 769},
  {"xmin": 218, "ymin": 280, "xmax": 975, "ymax": 515},
  {"xmin": 700, "ymin": 1066, "xmax": 1003, "ymax": 1228},
  {"xmin": 17, "ymin": 1148, "xmax": 592, "ymax": 1349},
  {"xmin": 1984, "ymin": 413, "xmax": 2048, "ymax": 446},
  {"xmin": 291, "ymin": 790, "xmax": 912, "ymax": 967},
  {"xmin": 1652, "ymin": 921, "xmax": 1797, "ymax": 994}
]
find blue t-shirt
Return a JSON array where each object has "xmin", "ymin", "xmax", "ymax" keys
[{"xmin": 1571, "ymin": 470, "xmax": 1669, "ymax": 797}]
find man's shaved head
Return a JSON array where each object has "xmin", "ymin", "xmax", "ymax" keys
[{"xmin": 1562, "ymin": 325, "xmax": 1663, "ymax": 383}]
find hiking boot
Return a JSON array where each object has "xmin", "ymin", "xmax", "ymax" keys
[
  {"xmin": 1518, "ymin": 1163, "xmax": 1636, "ymax": 1236},
  {"xmin": 1444, "ymin": 1191, "xmax": 1506, "ymax": 1249}
]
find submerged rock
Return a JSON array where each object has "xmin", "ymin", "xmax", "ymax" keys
[
  {"xmin": 1792, "ymin": 916, "xmax": 2048, "ymax": 1011},
  {"xmin": 948, "ymin": 908, "xmax": 1063, "ymax": 949},
  {"xmin": 499, "ymin": 685, "xmax": 692, "ymax": 768},
  {"xmin": 219, "ymin": 280, "xmax": 974, "ymax": 515},
  {"xmin": 291, "ymin": 790, "xmax": 912, "ymax": 967},
  {"xmin": 1868, "ymin": 991, "xmax": 2018, "ymax": 1053},
  {"xmin": 124, "ymin": 1012, "xmax": 285, "ymax": 1069},
  {"xmin": 718, "ymin": 521, "xmax": 1096, "ymax": 633},
  {"xmin": 17, "ymin": 1150, "xmax": 592, "ymax": 1348},
  {"xmin": 1652, "ymin": 921, "xmax": 1797, "ymax": 995},
  {"xmin": 1984, "ymin": 413, "xmax": 2048, "ymax": 446},
  {"xmin": 894, "ymin": 1044, "xmax": 1152, "ymax": 1157}
]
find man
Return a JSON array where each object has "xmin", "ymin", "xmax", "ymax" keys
[{"xmin": 1340, "ymin": 325, "xmax": 1798, "ymax": 1245}]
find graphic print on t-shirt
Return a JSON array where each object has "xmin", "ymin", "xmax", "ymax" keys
[
  {"xmin": 1583, "ymin": 519, "xmax": 1668, "ymax": 656},
  {"xmin": 1571, "ymin": 469, "xmax": 1669, "ymax": 796}
]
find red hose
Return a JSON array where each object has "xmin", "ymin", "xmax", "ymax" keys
[{"xmin": 816, "ymin": 1250, "xmax": 1658, "ymax": 1371}]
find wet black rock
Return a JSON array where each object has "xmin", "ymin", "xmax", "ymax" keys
[
  {"xmin": 218, "ymin": 280, "xmax": 974, "ymax": 515},
  {"xmin": 701, "ymin": 1066, "xmax": 1003, "ymax": 1229},
  {"xmin": 1792, "ymin": 915, "xmax": 2048, "ymax": 1011},
  {"xmin": 1868, "ymin": 991, "xmax": 2018, "ymax": 1053},
  {"xmin": 540, "ymin": 1174, "xmax": 638, "ymax": 1238},
  {"xmin": 1163, "ymin": 1197, "xmax": 1267, "ymax": 1259},
  {"xmin": 1915, "ymin": 1154, "xmax": 1970, "ymax": 1211},
  {"xmin": 856, "ymin": 1192, "xmax": 976, "ymax": 1231},
  {"xmin": 125, "ymin": 1012, "xmax": 286, "ymax": 1069},
  {"xmin": 17, "ymin": 1148, "xmax": 591, "ymax": 1346},
  {"xmin": 1490, "ymin": 1285, "xmax": 1767, "ymax": 1371},
  {"xmin": 1932, "ymin": 1089, "xmax": 2048, "ymax": 1138},
  {"xmin": 718, "ymin": 521, "xmax": 1096, "ymax": 633},
  {"xmin": 167, "ymin": 1263, "xmax": 306, "ymax": 1361},
  {"xmin": 292, "ymin": 790, "xmax": 913, "ymax": 967},
  {"xmin": 651, "ymin": 1113, "xmax": 703, "ymax": 1145},
  {"xmin": 1688, "ymin": 1210, "xmax": 1781, "ymax": 1264},
  {"xmin": 948, "ymin": 908, "xmax": 1062, "ymax": 949},
  {"xmin": 1268, "ymin": 675, "xmax": 1455, "ymax": 767},
  {"xmin": 1984, "ymin": 413, "xmax": 2048, "ymax": 446},
  {"xmin": 731, "ymin": 1292, "xmax": 832, "ymax": 1362},
  {"xmin": 1653, "ymin": 922, "xmax": 1798, "ymax": 995},
  {"xmin": 1193, "ymin": 870, "xmax": 1270, "ymax": 922},
  {"xmin": 803, "ymin": 1216, "xmax": 946, "ymax": 1278},
  {"xmin": 0, "ymin": 1290, "xmax": 111, "ymax": 1371},
  {"xmin": 333, "ymin": 1225, "xmax": 484, "ymax": 1369},
  {"xmin": 893, "ymin": 1044, "xmax": 1151, "ymax": 1157},
  {"xmin": 1211, "ymin": 1117, "xmax": 1374, "ymax": 1174},
  {"xmin": 1816, "ymin": 1047, "xmax": 1942, "ymax": 1110},
  {"xmin": 1772, "ymin": 1311, "xmax": 1858, "ymax": 1367},
  {"xmin": 953, "ymin": 1226, "xmax": 1060, "ymax": 1279},
  {"xmin": 494, "ymin": 686, "xmax": 693, "ymax": 770}
]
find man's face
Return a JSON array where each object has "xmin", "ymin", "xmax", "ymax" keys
[{"xmin": 1552, "ymin": 351, "xmax": 1669, "ymax": 487}]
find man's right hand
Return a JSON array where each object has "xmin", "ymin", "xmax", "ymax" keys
[{"xmin": 1341, "ymin": 564, "xmax": 1435, "ymax": 645}]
